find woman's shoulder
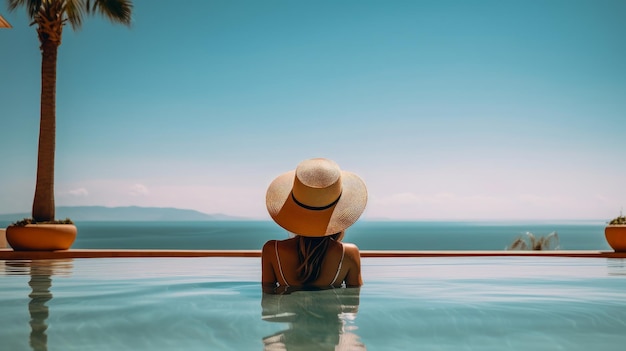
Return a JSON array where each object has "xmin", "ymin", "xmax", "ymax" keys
[
  {"xmin": 262, "ymin": 238, "xmax": 297, "ymax": 251},
  {"xmin": 340, "ymin": 242, "xmax": 361, "ymax": 259},
  {"xmin": 341, "ymin": 241, "xmax": 360, "ymax": 251},
  {"xmin": 262, "ymin": 239, "xmax": 277, "ymax": 253}
]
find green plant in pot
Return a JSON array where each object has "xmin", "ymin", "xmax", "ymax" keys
[
  {"xmin": 5, "ymin": 0, "xmax": 133, "ymax": 251},
  {"xmin": 605, "ymin": 211, "xmax": 626, "ymax": 252},
  {"xmin": 506, "ymin": 231, "xmax": 560, "ymax": 251}
]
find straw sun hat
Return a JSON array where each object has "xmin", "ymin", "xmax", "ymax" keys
[{"xmin": 266, "ymin": 158, "xmax": 367, "ymax": 237}]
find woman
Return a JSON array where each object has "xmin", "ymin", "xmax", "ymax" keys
[{"xmin": 262, "ymin": 158, "xmax": 367, "ymax": 292}]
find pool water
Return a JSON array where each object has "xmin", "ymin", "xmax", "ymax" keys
[{"xmin": 1, "ymin": 257, "xmax": 625, "ymax": 350}]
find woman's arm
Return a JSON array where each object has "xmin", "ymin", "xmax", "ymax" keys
[
  {"xmin": 261, "ymin": 240, "xmax": 278, "ymax": 292},
  {"xmin": 343, "ymin": 243, "xmax": 363, "ymax": 287}
]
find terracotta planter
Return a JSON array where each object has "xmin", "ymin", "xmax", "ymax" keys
[
  {"xmin": 6, "ymin": 224, "xmax": 77, "ymax": 251},
  {"xmin": 605, "ymin": 225, "xmax": 626, "ymax": 252},
  {"xmin": 0, "ymin": 228, "xmax": 6, "ymax": 248}
]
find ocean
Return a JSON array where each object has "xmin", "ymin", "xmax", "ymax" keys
[{"xmin": 1, "ymin": 220, "xmax": 611, "ymax": 251}]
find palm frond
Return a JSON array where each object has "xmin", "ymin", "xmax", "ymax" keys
[
  {"xmin": 508, "ymin": 237, "xmax": 528, "ymax": 250},
  {"xmin": 64, "ymin": 0, "xmax": 86, "ymax": 30},
  {"xmin": 507, "ymin": 231, "xmax": 559, "ymax": 251},
  {"xmin": 90, "ymin": 0, "xmax": 132, "ymax": 25},
  {"xmin": 8, "ymin": 0, "xmax": 132, "ymax": 29},
  {"xmin": 541, "ymin": 231, "xmax": 560, "ymax": 250},
  {"xmin": 7, "ymin": 0, "xmax": 42, "ymax": 20}
]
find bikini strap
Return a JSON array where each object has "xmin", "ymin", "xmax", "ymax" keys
[
  {"xmin": 275, "ymin": 240, "xmax": 289, "ymax": 287},
  {"xmin": 330, "ymin": 243, "xmax": 345, "ymax": 286}
]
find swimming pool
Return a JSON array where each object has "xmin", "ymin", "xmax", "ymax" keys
[{"xmin": 1, "ymin": 257, "xmax": 625, "ymax": 350}]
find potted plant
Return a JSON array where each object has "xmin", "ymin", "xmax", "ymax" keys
[
  {"xmin": 506, "ymin": 231, "xmax": 560, "ymax": 251},
  {"xmin": 6, "ymin": 218, "xmax": 76, "ymax": 251},
  {"xmin": 605, "ymin": 211, "xmax": 626, "ymax": 252},
  {"xmin": 4, "ymin": 1, "xmax": 132, "ymax": 251}
]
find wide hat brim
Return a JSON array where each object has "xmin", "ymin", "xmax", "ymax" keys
[{"xmin": 266, "ymin": 170, "xmax": 367, "ymax": 237}]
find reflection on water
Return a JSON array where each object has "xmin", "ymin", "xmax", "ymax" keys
[
  {"xmin": 29, "ymin": 268, "xmax": 52, "ymax": 351},
  {"xmin": 3, "ymin": 259, "xmax": 74, "ymax": 276},
  {"xmin": 0, "ymin": 257, "xmax": 624, "ymax": 350},
  {"xmin": 607, "ymin": 258, "xmax": 626, "ymax": 276},
  {"xmin": 3, "ymin": 260, "xmax": 74, "ymax": 351},
  {"xmin": 261, "ymin": 288, "xmax": 365, "ymax": 351}
]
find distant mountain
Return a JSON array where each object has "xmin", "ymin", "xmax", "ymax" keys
[{"xmin": 0, "ymin": 206, "xmax": 245, "ymax": 222}]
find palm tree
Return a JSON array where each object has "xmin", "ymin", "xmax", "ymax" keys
[{"xmin": 7, "ymin": 0, "xmax": 132, "ymax": 222}]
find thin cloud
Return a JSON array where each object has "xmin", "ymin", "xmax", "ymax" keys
[
  {"xmin": 68, "ymin": 188, "xmax": 89, "ymax": 197},
  {"xmin": 129, "ymin": 184, "xmax": 150, "ymax": 197}
]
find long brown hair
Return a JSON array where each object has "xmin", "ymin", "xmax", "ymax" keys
[{"xmin": 296, "ymin": 233, "xmax": 342, "ymax": 284}]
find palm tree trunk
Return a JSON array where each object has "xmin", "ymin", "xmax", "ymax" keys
[{"xmin": 32, "ymin": 38, "xmax": 59, "ymax": 222}]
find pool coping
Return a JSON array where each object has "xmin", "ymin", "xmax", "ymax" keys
[{"xmin": 1, "ymin": 249, "xmax": 625, "ymax": 259}]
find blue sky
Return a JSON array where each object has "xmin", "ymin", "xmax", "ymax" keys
[{"xmin": 1, "ymin": 0, "xmax": 625, "ymax": 220}]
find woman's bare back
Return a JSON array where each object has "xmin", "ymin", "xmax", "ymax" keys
[{"xmin": 262, "ymin": 237, "xmax": 362, "ymax": 290}]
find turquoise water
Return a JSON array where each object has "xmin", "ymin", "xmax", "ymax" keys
[
  {"xmin": 0, "ymin": 220, "xmax": 609, "ymax": 250},
  {"xmin": 1, "ymin": 257, "xmax": 625, "ymax": 350}
]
